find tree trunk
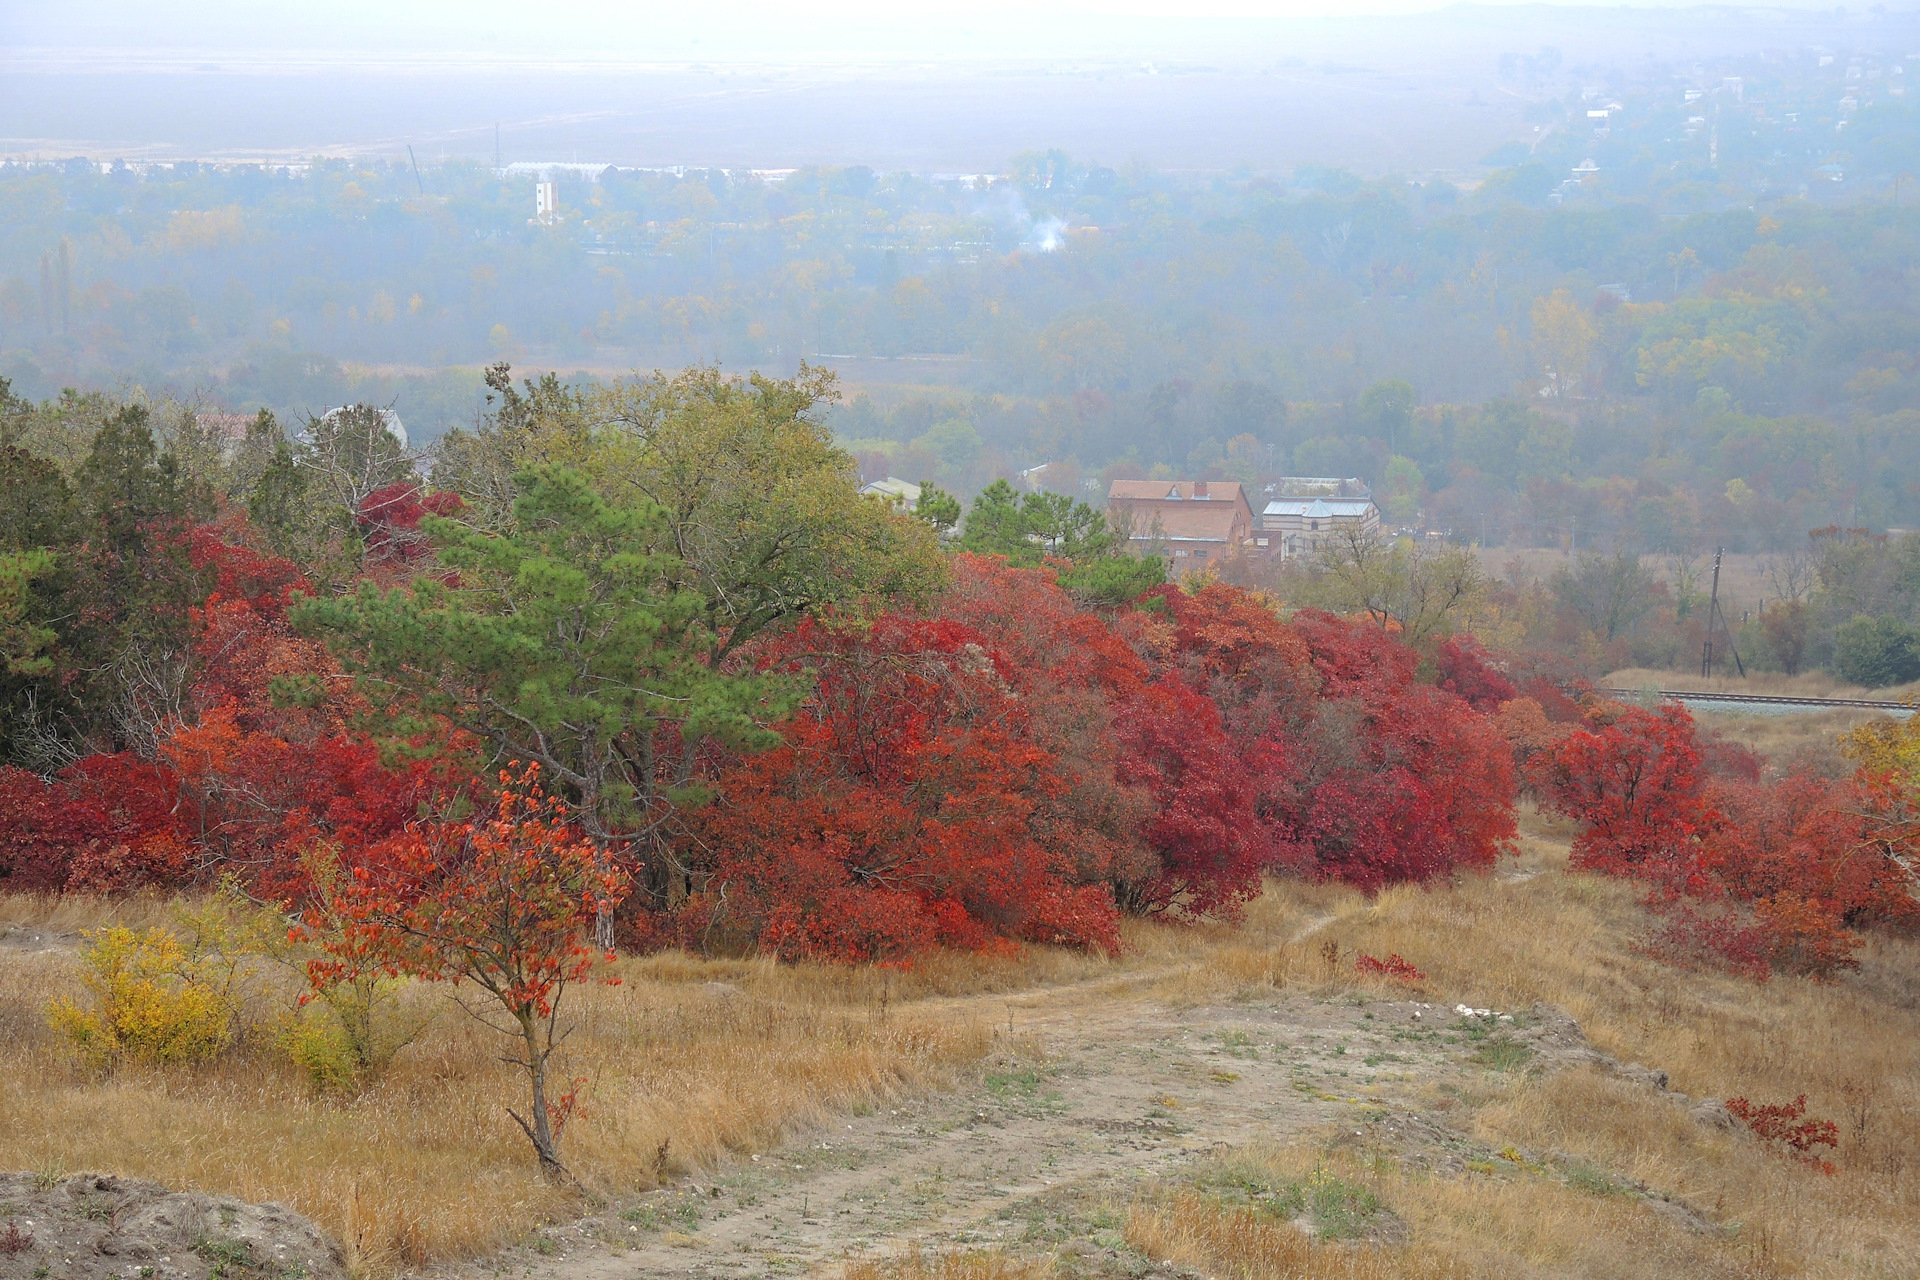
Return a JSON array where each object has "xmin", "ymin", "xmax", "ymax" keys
[{"xmin": 512, "ymin": 1011, "xmax": 567, "ymax": 1181}]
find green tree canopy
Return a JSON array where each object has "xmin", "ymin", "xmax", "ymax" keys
[
  {"xmin": 911, "ymin": 479, "xmax": 963, "ymax": 538},
  {"xmin": 959, "ymin": 479, "xmax": 1119, "ymax": 567},
  {"xmin": 440, "ymin": 364, "xmax": 945, "ymax": 664},
  {"xmin": 292, "ymin": 465, "xmax": 805, "ymax": 910}
]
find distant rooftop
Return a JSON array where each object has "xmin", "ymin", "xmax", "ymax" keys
[
  {"xmin": 1268, "ymin": 476, "xmax": 1370, "ymax": 499},
  {"xmin": 859, "ymin": 476, "xmax": 922, "ymax": 507},
  {"xmin": 1109, "ymin": 480, "xmax": 1247, "ymax": 503},
  {"xmin": 1264, "ymin": 498, "xmax": 1376, "ymax": 518}
]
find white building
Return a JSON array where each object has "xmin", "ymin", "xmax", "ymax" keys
[
  {"xmin": 535, "ymin": 182, "xmax": 559, "ymax": 225},
  {"xmin": 859, "ymin": 477, "xmax": 922, "ymax": 510},
  {"xmin": 1259, "ymin": 495, "xmax": 1379, "ymax": 558}
]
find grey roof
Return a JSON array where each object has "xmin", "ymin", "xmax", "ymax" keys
[
  {"xmin": 1263, "ymin": 498, "xmax": 1376, "ymax": 518},
  {"xmin": 860, "ymin": 477, "xmax": 922, "ymax": 504}
]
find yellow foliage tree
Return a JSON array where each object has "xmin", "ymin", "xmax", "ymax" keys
[
  {"xmin": 1530, "ymin": 288, "xmax": 1596, "ymax": 399},
  {"xmin": 1842, "ymin": 705, "xmax": 1920, "ymax": 787}
]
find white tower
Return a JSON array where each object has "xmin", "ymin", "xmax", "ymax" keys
[{"xmin": 535, "ymin": 181, "xmax": 559, "ymax": 225}]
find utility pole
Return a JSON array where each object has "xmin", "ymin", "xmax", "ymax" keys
[
  {"xmin": 1702, "ymin": 547, "xmax": 1719, "ymax": 677},
  {"xmin": 1701, "ymin": 545, "xmax": 1748, "ymax": 679}
]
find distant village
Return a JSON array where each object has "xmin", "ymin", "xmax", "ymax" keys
[{"xmin": 859, "ymin": 473, "xmax": 1382, "ymax": 576}]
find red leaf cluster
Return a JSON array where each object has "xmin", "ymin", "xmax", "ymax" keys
[
  {"xmin": 670, "ymin": 611, "xmax": 1124, "ymax": 961},
  {"xmin": 647, "ymin": 559, "xmax": 1519, "ymax": 961},
  {"xmin": 308, "ymin": 765, "xmax": 624, "ymax": 1016},
  {"xmin": 1354, "ymin": 953, "xmax": 1426, "ymax": 981},
  {"xmin": 1434, "ymin": 635, "xmax": 1518, "ymax": 712},
  {"xmin": 1531, "ymin": 699, "xmax": 1920, "ymax": 980},
  {"xmin": 0, "ymin": 518, "xmax": 463, "ymax": 901},
  {"xmin": 1531, "ymin": 703, "xmax": 1713, "ymax": 884},
  {"xmin": 357, "ymin": 483, "xmax": 465, "ymax": 569},
  {"xmin": 1725, "ymin": 1095, "xmax": 1840, "ymax": 1174}
]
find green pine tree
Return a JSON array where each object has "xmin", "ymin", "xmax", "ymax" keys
[{"xmin": 293, "ymin": 465, "xmax": 807, "ymax": 914}]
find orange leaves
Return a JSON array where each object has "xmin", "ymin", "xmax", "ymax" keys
[
  {"xmin": 1493, "ymin": 696, "xmax": 1564, "ymax": 775},
  {"xmin": 316, "ymin": 766, "xmax": 625, "ymax": 1017},
  {"xmin": 2, "ymin": 520, "xmax": 461, "ymax": 900},
  {"xmin": 310, "ymin": 765, "xmax": 625, "ymax": 1176},
  {"xmin": 1354, "ymin": 953, "xmax": 1425, "ymax": 981},
  {"xmin": 189, "ymin": 596, "xmax": 344, "ymax": 735},
  {"xmin": 184, "ymin": 517, "xmax": 307, "ymax": 620}
]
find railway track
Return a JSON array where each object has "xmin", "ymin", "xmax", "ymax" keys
[{"xmin": 1596, "ymin": 688, "xmax": 1914, "ymax": 712}]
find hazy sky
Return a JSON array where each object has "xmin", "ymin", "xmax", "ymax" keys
[
  {"xmin": 7, "ymin": 1, "xmax": 1912, "ymax": 168},
  {"xmin": 5, "ymin": 0, "xmax": 1803, "ymax": 63}
]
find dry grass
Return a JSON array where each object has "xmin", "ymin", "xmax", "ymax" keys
[
  {"xmin": 842, "ymin": 1247, "xmax": 1057, "ymax": 1280},
  {"xmin": 1122, "ymin": 1135, "xmax": 1762, "ymax": 1279},
  {"xmin": 0, "ymin": 888, "xmax": 1276, "ymax": 1278},
  {"xmin": 1691, "ymin": 707, "xmax": 1892, "ymax": 777},
  {"xmin": 1160, "ymin": 807, "xmax": 1920, "ymax": 1279},
  {"xmin": 0, "ymin": 882, "xmax": 1332, "ymax": 1278},
  {"xmin": 1132, "ymin": 1138, "xmax": 1773, "ymax": 1280},
  {"xmin": 6, "ymin": 796, "xmax": 1918, "ymax": 1279},
  {"xmin": 0, "ymin": 890, "xmax": 186, "ymax": 933},
  {"xmin": 1601, "ymin": 666, "xmax": 1920, "ymax": 702},
  {"xmin": 0, "ymin": 910, "xmax": 1006, "ymax": 1276},
  {"xmin": 1126, "ymin": 1188, "xmax": 1464, "ymax": 1280}
]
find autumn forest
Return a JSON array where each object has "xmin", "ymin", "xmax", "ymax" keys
[{"xmin": 7, "ymin": 9, "xmax": 1920, "ymax": 1278}]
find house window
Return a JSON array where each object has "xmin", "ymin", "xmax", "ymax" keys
[{"xmin": 1310, "ymin": 520, "xmax": 1319, "ymax": 531}]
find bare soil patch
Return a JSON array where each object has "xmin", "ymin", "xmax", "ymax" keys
[{"xmin": 0, "ymin": 1173, "xmax": 346, "ymax": 1280}]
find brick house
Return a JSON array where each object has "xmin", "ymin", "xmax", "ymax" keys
[{"xmin": 1106, "ymin": 479, "xmax": 1256, "ymax": 575}]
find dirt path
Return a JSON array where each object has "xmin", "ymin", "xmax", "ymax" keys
[{"xmin": 461, "ymin": 979, "xmax": 1481, "ymax": 1280}]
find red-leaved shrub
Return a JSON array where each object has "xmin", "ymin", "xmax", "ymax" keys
[
  {"xmin": 1536, "ymin": 697, "xmax": 1919, "ymax": 980},
  {"xmin": 671, "ymin": 612, "xmax": 1123, "ymax": 961},
  {"xmin": 1725, "ymin": 1095, "xmax": 1839, "ymax": 1173},
  {"xmin": 1355, "ymin": 953, "xmax": 1426, "ymax": 981},
  {"xmin": 1531, "ymin": 702, "xmax": 1714, "ymax": 886},
  {"xmin": 1435, "ymin": 635, "xmax": 1517, "ymax": 711}
]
